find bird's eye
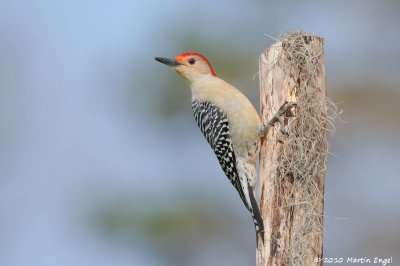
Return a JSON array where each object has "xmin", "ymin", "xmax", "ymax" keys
[{"xmin": 188, "ymin": 58, "xmax": 196, "ymax": 65}]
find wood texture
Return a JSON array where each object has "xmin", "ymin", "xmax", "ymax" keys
[{"xmin": 256, "ymin": 35, "xmax": 326, "ymax": 266}]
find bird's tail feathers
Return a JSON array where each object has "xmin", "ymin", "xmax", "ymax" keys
[{"xmin": 248, "ymin": 185, "xmax": 265, "ymax": 245}]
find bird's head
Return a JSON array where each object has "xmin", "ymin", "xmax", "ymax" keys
[{"xmin": 155, "ymin": 52, "xmax": 216, "ymax": 83}]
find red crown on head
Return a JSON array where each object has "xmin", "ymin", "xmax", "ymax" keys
[{"xmin": 175, "ymin": 52, "xmax": 216, "ymax": 76}]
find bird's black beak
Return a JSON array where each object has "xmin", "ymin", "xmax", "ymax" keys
[{"xmin": 155, "ymin": 57, "xmax": 183, "ymax": 67}]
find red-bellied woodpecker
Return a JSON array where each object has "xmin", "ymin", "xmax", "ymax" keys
[{"xmin": 155, "ymin": 52, "xmax": 295, "ymax": 244}]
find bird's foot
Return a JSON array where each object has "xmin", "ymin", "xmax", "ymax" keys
[{"xmin": 258, "ymin": 102, "xmax": 297, "ymax": 137}]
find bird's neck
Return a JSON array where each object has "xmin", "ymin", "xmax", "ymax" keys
[{"xmin": 189, "ymin": 75, "xmax": 230, "ymax": 103}]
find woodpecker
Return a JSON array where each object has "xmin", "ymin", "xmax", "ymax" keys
[{"xmin": 155, "ymin": 52, "xmax": 265, "ymax": 243}]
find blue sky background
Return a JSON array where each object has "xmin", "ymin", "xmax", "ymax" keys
[{"xmin": 1, "ymin": 1, "xmax": 399, "ymax": 265}]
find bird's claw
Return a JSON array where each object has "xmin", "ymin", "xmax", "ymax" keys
[
  {"xmin": 280, "ymin": 127, "xmax": 289, "ymax": 136},
  {"xmin": 258, "ymin": 102, "xmax": 297, "ymax": 137}
]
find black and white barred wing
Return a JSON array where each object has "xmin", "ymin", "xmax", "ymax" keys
[{"xmin": 192, "ymin": 100, "xmax": 249, "ymax": 209}]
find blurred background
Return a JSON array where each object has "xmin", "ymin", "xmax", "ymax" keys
[{"xmin": 0, "ymin": 1, "xmax": 399, "ymax": 265}]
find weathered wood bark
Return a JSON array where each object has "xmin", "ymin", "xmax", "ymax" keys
[{"xmin": 256, "ymin": 34, "xmax": 326, "ymax": 266}]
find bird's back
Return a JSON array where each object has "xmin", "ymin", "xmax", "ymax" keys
[{"xmin": 190, "ymin": 75, "xmax": 260, "ymax": 157}]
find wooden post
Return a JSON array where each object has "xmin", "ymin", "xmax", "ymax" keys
[{"xmin": 256, "ymin": 33, "xmax": 327, "ymax": 266}]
